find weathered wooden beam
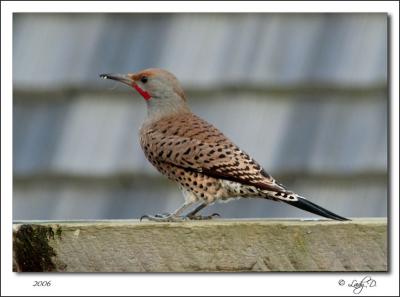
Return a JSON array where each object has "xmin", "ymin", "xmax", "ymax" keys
[{"xmin": 13, "ymin": 219, "xmax": 387, "ymax": 272}]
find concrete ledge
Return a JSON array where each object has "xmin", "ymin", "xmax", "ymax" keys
[{"xmin": 13, "ymin": 219, "xmax": 387, "ymax": 272}]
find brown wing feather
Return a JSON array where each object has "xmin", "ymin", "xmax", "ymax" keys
[{"xmin": 140, "ymin": 112, "xmax": 285, "ymax": 193}]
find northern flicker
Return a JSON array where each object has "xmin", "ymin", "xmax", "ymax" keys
[{"xmin": 100, "ymin": 68, "xmax": 349, "ymax": 222}]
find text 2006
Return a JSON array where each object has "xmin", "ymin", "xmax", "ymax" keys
[{"xmin": 33, "ymin": 281, "xmax": 51, "ymax": 287}]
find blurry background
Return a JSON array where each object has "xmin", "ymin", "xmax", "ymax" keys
[{"xmin": 13, "ymin": 13, "xmax": 387, "ymax": 220}]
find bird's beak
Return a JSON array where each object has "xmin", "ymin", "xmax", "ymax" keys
[
  {"xmin": 100, "ymin": 72, "xmax": 152, "ymax": 100},
  {"xmin": 99, "ymin": 73, "xmax": 133, "ymax": 86}
]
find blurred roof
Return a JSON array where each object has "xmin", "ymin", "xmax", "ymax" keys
[
  {"xmin": 13, "ymin": 92, "xmax": 387, "ymax": 177},
  {"xmin": 13, "ymin": 13, "xmax": 387, "ymax": 90}
]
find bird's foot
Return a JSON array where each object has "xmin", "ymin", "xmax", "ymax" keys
[
  {"xmin": 140, "ymin": 213, "xmax": 187, "ymax": 222},
  {"xmin": 186, "ymin": 213, "xmax": 220, "ymax": 220}
]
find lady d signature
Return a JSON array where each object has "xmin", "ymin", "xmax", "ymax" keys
[{"xmin": 338, "ymin": 276, "xmax": 377, "ymax": 294}]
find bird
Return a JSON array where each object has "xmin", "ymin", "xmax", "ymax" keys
[{"xmin": 100, "ymin": 68, "xmax": 349, "ymax": 222}]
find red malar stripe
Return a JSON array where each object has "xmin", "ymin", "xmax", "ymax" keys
[{"xmin": 133, "ymin": 84, "xmax": 152, "ymax": 100}]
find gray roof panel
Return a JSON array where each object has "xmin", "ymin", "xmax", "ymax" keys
[
  {"xmin": 13, "ymin": 13, "xmax": 387, "ymax": 90},
  {"xmin": 13, "ymin": 92, "xmax": 387, "ymax": 176}
]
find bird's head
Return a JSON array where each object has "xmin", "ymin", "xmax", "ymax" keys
[{"xmin": 100, "ymin": 68, "xmax": 189, "ymax": 119}]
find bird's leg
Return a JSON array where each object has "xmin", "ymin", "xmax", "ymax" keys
[
  {"xmin": 185, "ymin": 203, "xmax": 220, "ymax": 220},
  {"xmin": 140, "ymin": 202, "xmax": 194, "ymax": 222}
]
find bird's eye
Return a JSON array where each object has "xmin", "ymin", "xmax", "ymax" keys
[{"xmin": 140, "ymin": 76, "xmax": 148, "ymax": 83}]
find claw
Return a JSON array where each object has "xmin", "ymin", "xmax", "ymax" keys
[
  {"xmin": 139, "ymin": 215, "xmax": 149, "ymax": 222},
  {"xmin": 186, "ymin": 213, "xmax": 221, "ymax": 220},
  {"xmin": 140, "ymin": 212, "xmax": 171, "ymax": 221},
  {"xmin": 139, "ymin": 213, "xmax": 187, "ymax": 222}
]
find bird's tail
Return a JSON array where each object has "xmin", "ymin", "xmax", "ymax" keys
[{"xmin": 283, "ymin": 195, "xmax": 350, "ymax": 221}]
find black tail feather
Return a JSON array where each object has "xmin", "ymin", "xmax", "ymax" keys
[{"xmin": 284, "ymin": 196, "xmax": 350, "ymax": 221}]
